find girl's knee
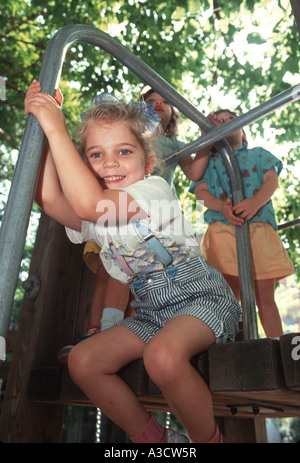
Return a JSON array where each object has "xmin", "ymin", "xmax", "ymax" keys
[
  {"xmin": 68, "ymin": 342, "xmax": 94, "ymax": 385},
  {"xmin": 143, "ymin": 340, "xmax": 182, "ymax": 387}
]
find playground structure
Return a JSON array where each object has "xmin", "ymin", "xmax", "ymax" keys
[{"xmin": 0, "ymin": 18, "xmax": 299, "ymax": 443}]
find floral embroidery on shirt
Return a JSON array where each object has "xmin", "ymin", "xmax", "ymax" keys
[{"xmin": 103, "ymin": 235, "xmax": 190, "ymax": 274}]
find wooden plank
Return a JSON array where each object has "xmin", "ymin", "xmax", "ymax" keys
[
  {"xmin": 279, "ymin": 333, "xmax": 300, "ymax": 390},
  {"xmin": 208, "ymin": 338, "xmax": 285, "ymax": 392},
  {"xmin": 29, "ymin": 382, "xmax": 300, "ymax": 418},
  {"xmin": 212, "ymin": 389, "xmax": 300, "ymax": 417},
  {"xmin": 6, "ymin": 331, "xmax": 17, "ymax": 354},
  {"xmin": 217, "ymin": 416, "xmax": 268, "ymax": 443},
  {"xmin": 290, "ymin": 0, "xmax": 300, "ymax": 35},
  {"xmin": 28, "ymin": 367, "xmax": 64, "ymax": 401},
  {"xmin": 119, "ymin": 359, "xmax": 155, "ymax": 396},
  {"xmin": 0, "ymin": 360, "xmax": 10, "ymax": 380},
  {"xmin": 28, "ymin": 341, "xmax": 300, "ymax": 419}
]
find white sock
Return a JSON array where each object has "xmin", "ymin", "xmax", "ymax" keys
[{"xmin": 101, "ymin": 307, "xmax": 124, "ymax": 331}]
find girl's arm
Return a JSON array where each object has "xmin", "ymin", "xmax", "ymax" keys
[
  {"xmin": 35, "ymin": 142, "xmax": 82, "ymax": 230},
  {"xmin": 180, "ymin": 114, "xmax": 220, "ymax": 181},
  {"xmin": 195, "ymin": 182, "xmax": 244, "ymax": 226},
  {"xmin": 179, "ymin": 147, "xmax": 210, "ymax": 181},
  {"xmin": 232, "ymin": 167, "xmax": 278, "ymax": 221},
  {"xmin": 26, "ymin": 83, "xmax": 82, "ymax": 230},
  {"xmin": 25, "ymin": 82, "xmax": 147, "ymax": 227}
]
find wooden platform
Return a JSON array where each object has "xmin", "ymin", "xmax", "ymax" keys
[{"xmin": 27, "ymin": 334, "xmax": 300, "ymax": 419}]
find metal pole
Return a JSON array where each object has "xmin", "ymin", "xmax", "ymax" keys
[{"xmin": 277, "ymin": 217, "xmax": 300, "ymax": 231}]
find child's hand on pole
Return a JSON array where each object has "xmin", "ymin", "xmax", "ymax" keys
[{"xmin": 24, "ymin": 80, "xmax": 66, "ymax": 137}]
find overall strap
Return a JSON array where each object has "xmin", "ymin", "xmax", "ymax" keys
[
  {"xmin": 108, "ymin": 236, "xmax": 136, "ymax": 276},
  {"xmin": 135, "ymin": 222, "xmax": 173, "ymax": 267}
]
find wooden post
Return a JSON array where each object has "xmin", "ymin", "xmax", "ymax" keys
[
  {"xmin": 290, "ymin": 0, "xmax": 300, "ymax": 35},
  {"xmin": 217, "ymin": 416, "xmax": 268, "ymax": 443},
  {"xmin": 0, "ymin": 212, "xmax": 95, "ymax": 442}
]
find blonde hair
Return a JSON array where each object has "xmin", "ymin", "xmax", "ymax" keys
[{"xmin": 79, "ymin": 101, "xmax": 161, "ymax": 166}]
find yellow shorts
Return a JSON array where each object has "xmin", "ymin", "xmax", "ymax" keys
[
  {"xmin": 201, "ymin": 221, "xmax": 294, "ymax": 281},
  {"xmin": 83, "ymin": 241, "xmax": 101, "ymax": 274}
]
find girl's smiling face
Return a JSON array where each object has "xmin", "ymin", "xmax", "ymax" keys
[{"xmin": 85, "ymin": 121, "xmax": 154, "ymax": 189}]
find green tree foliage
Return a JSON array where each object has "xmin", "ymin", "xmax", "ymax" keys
[{"xmin": 0, "ymin": 0, "xmax": 299, "ymax": 276}]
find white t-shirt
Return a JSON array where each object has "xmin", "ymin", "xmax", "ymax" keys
[{"xmin": 66, "ymin": 176, "xmax": 201, "ymax": 283}]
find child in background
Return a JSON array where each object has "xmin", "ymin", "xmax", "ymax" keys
[
  {"xmin": 139, "ymin": 87, "xmax": 209, "ymax": 185},
  {"xmin": 25, "ymin": 81, "xmax": 241, "ymax": 443},
  {"xmin": 190, "ymin": 109, "xmax": 294, "ymax": 338}
]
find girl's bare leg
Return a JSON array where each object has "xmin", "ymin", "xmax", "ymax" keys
[
  {"xmin": 254, "ymin": 278, "xmax": 283, "ymax": 337},
  {"xmin": 89, "ymin": 262, "xmax": 130, "ymax": 327},
  {"xmin": 224, "ymin": 274, "xmax": 283, "ymax": 337},
  {"xmin": 68, "ymin": 325, "xmax": 150, "ymax": 436},
  {"xmin": 143, "ymin": 315, "xmax": 217, "ymax": 443},
  {"xmin": 223, "ymin": 274, "xmax": 240, "ymax": 300},
  {"xmin": 88, "ymin": 263, "xmax": 109, "ymax": 326}
]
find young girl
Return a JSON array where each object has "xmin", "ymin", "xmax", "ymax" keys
[
  {"xmin": 190, "ymin": 109, "xmax": 294, "ymax": 338},
  {"xmin": 58, "ymin": 87, "xmax": 210, "ymax": 361},
  {"xmin": 25, "ymin": 82, "xmax": 241, "ymax": 443}
]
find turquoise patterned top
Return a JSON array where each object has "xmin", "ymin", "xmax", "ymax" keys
[
  {"xmin": 189, "ymin": 145, "xmax": 282, "ymax": 230},
  {"xmin": 153, "ymin": 135, "xmax": 186, "ymax": 186}
]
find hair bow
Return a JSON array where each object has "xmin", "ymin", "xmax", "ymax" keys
[{"xmin": 80, "ymin": 92, "xmax": 161, "ymax": 134}]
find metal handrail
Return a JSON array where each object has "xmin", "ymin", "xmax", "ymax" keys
[
  {"xmin": 278, "ymin": 218, "xmax": 300, "ymax": 231},
  {"xmin": 0, "ymin": 25, "xmax": 299, "ymax": 346}
]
